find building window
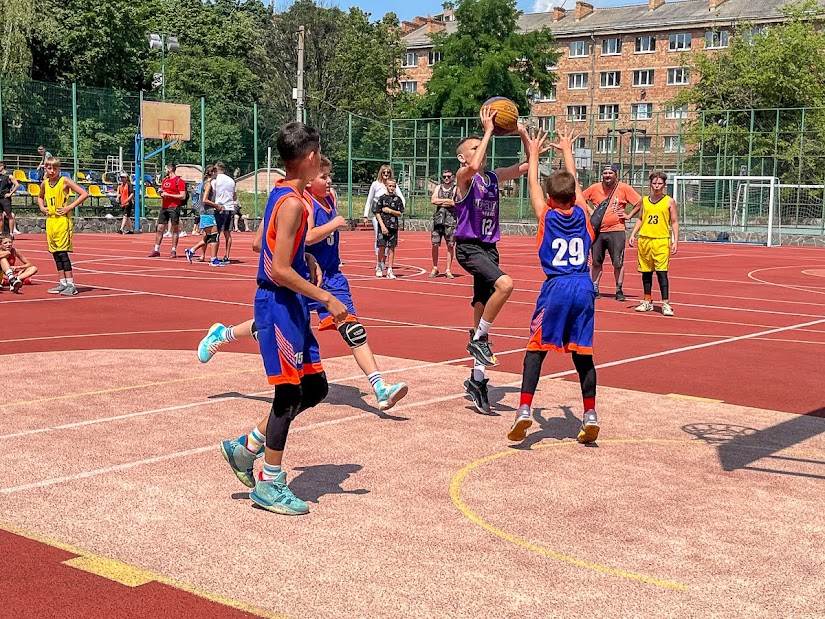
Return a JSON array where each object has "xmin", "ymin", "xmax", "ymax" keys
[
  {"xmin": 668, "ymin": 33, "xmax": 692, "ymax": 51},
  {"xmin": 743, "ymin": 25, "xmax": 766, "ymax": 44},
  {"xmin": 567, "ymin": 105, "xmax": 587, "ymax": 122},
  {"xmin": 537, "ymin": 117, "xmax": 554, "ymax": 132},
  {"xmin": 663, "ymin": 136, "xmax": 685, "ymax": 153},
  {"xmin": 600, "ymin": 71, "xmax": 621, "ymax": 88},
  {"xmin": 631, "ymin": 103, "xmax": 653, "ymax": 120},
  {"xmin": 573, "ymin": 137, "xmax": 586, "ymax": 150},
  {"xmin": 633, "ymin": 69, "xmax": 654, "ymax": 87},
  {"xmin": 596, "ymin": 137, "xmax": 616, "ymax": 154},
  {"xmin": 568, "ymin": 73, "xmax": 589, "ymax": 90},
  {"xmin": 428, "ymin": 51, "xmax": 442, "ymax": 65},
  {"xmin": 601, "ymin": 37, "xmax": 622, "ymax": 55},
  {"xmin": 569, "ymin": 41, "xmax": 591, "ymax": 57},
  {"xmin": 635, "ymin": 36, "xmax": 656, "ymax": 53},
  {"xmin": 598, "ymin": 104, "xmax": 620, "ymax": 121},
  {"xmin": 665, "ymin": 104, "xmax": 689, "ymax": 119},
  {"xmin": 400, "ymin": 81, "xmax": 418, "ymax": 94},
  {"xmin": 667, "ymin": 67, "xmax": 690, "ymax": 86},
  {"xmin": 537, "ymin": 85, "xmax": 557, "ymax": 102},
  {"xmin": 402, "ymin": 52, "xmax": 417, "ymax": 68},
  {"xmin": 705, "ymin": 30, "xmax": 730, "ymax": 49},
  {"xmin": 632, "ymin": 136, "xmax": 652, "ymax": 153}
]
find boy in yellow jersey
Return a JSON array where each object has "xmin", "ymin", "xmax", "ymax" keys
[
  {"xmin": 629, "ymin": 172, "xmax": 679, "ymax": 316},
  {"xmin": 38, "ymin": 157, "xmax": 89, "ymax": 296}
]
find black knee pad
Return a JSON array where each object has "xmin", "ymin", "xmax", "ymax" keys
[
  {"xmin": 271, "ymin": 383, "xmax": 303, "ymax": 420},
  {"xmin": 251, "ymin": 320, "xmax": 259, "ymax": 341},
  {"xmin": 299, "ymin": 372, "xmax": 329, "ymax": 412},
  {"xmin": 338, "ymin": 322, "xmax": 367, "ymax": 349},
  {"xmin": 205, "ymin": 233, "xmax": 219, "ymax": 244}
]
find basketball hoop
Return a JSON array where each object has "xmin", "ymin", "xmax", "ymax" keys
[{"xmin": 163, "ymin": 133, "xmax": 184, "ymax": 150}]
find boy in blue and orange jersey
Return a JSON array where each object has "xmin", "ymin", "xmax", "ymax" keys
[
  {"xmin": 507, "ymin": 127, "xmax": 610, "ymax": 445},
  {"xmin": 220, "ymin": 123, "xmax": 347, "ymax": 516},
  {"xmin": 305, "ymin": 156, "xmax": 407, "ymax": 410}
]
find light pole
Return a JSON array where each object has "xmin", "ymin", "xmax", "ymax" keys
[{"xmin": 148, "ymin": 33, "xmax": 180, "ymax": 170}]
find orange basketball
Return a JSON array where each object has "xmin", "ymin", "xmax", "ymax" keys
[{"xmin": 484, "ymin": 97, "xmax": 520, "ymax": 136}]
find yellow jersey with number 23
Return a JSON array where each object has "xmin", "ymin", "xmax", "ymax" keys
[{"xmin": 639, "ymin": 195, "xmax": 672, "ymax": 239}]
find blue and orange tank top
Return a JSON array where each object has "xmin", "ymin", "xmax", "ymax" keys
[
  {"xmin": 257, "ymin": 179, "xmax": 310, "ymax": 289},
  {"xmin": 306, "ymin": 192, "xmax": 341, "ymax": 277},
  {"xmin": 537, "ymin": 203, "xmax": 595, "ymax": 278}
]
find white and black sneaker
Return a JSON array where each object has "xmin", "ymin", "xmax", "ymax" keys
[{"xmin": 464, "ymin": 376, "xmax": 491, "ymax": 414}]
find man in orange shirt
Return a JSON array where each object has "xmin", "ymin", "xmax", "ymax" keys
[{"xmin": 582, "ymin": 164, "xmax": 642, "ymax": 302}]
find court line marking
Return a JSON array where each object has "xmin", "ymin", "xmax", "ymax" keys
[
  {"xmin": 0, "ymin": 521, "xmax": 284, "ymax": 618},
  {"xmin": 450, "ymin": 439, "xmax": 691, "ymax": 590},
  {"xmin": 667, "ymin": 393, "xmax": 724, "ymax": 403},
  {"xmin": 0, "ymin": 292, "xmax": 143, "ymax": 305},
  {"xmin": 748, "ymin": 265, "xmax": 825, "ymax": 297},
  {"xmin": 0, "ymin": 328, "xmax": 205, "ymax": 344}
]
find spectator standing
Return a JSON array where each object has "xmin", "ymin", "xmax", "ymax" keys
[
  {"xmin": 148, "ymin": 163, "xmax": 186, "ymax": 258},
  {"xmin": 116, "ymin": 172, "xmax": 134, "ymax": 234},
  {"xmin": 35, "ymin": 146, "xmax": 53, "ymax": 181},
  {"xmin": 185, "ymin": 166, "xmax": 220, "ymax": 265},
  {"xmin": 582, "ymin": 164, "xmax": 642, "ymax": 301},
  {"xmin": 363, "ymin": 164, "xmax": 405, "ymax": 261},
  {"xmin": 429, "ymin": 168, "xmax": 457, "ymax": 279},
  {"xmin": 212, "ymin": 161, "xmax": 237, "ymax": 264},
  {"xmin": 373, "ymin": 178, "xmax": 404, "ymax": 279},
  {"xmin": 0, "ymin": 161, "xmax": 20, "ymax": 235}
]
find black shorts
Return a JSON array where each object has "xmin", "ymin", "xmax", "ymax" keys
[
  {"xmin": 215, "ymin": 211, "xmax": 234, "ymax": 232},
  {"xmin": 121, "ymin": 205, "xmax": 133, "ymax": 218},
  {"xmin": 591, "ymin": 230, "xmax": 626, "ymax": 267},
  {"xmin": 456, "ymin": 240, "xmax": 504, "ymax": 306},
  {"xmin": 157, "ymin": 207, "xmax": 180, "ymax": 226},
  {"xmin": 0, "ymin": 198, "xmax": 12, "ymax": 217},
  {"xmin": 377, "ymin": 229, "xmax": 398, "ymax": 248}
]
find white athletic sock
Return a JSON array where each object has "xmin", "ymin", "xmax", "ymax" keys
[
  {"xmin": 66, "ymin": 278, "xmax": 74, "ymax": 285},
  {"xmin": 474, "ymin": 319, "xmax": 492, "ymax": 341},
  {"xmin": 5, "ymin": 269, "xmax": 13, "ymax": 280},
  {"xmin": 60, "ymin": 278, "xmax": 67, "ymax": 285},
  {"xmin": 472, "ymin": 363, "xmax": 486, "ymax": 382},
  {"xmin": 261, "ymin": 462, "xmax": 282, "ymax": 481},
  {"xmin": 225, "ymin": 326, "xmax": 236, "ymax": 342},
  {"xmin": 245, "ymin": 427, "xmax": 265, "ymax": 454},
  {"xmin": 368, "ymin": 371, "xmax": 383, "ymax": 392},
  {"xmin": 154, "ymin": 244, "xmax": 160, "ymax": 252}
]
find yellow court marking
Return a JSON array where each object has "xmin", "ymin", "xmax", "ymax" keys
[
  {"xmin": 0, "ymin": 367, "xmax": 259, "ymax": 409},
  {"xmin": 450, "ymin": 438, "xmax": 702, "ymax": 591},
  {"xmin": 0, "ymin": 521, "xmax": 286, "ymax": 618},
  {"xmin": 667, "ymin": 393, "xmax": 724, "ymax": 403}
]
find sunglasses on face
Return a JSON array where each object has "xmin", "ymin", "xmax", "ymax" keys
[
  {"xmin": 442, "ymin": 175, "xmax": 452, "ymax": 179},
  {"xmin": 382, "ymin": 171, "xmax": 391, "ymax": 176}
]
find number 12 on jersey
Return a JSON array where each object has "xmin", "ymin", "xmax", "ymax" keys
[
  {"xmin": 481, "ymin": 218, "xmax": 494, "ymax": 237},
  {"xmin": 551, "ymin": 237, "xmax": 585, "ymax": 266}
]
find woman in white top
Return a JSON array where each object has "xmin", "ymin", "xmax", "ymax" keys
[{"xmin": 363, "ymin": 164, "xmax": 405, "ymax": 256}]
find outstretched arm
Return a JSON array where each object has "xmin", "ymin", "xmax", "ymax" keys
[
  {"xmin": 495, "ymin": 123, "xmax": 532, "ymax": 183},
  {"xmin": 456, "ymin": 105, "xmax": 496, "ymax": 196},
  {"xmin": 525, "ymin": 128, "xmax": 552, "ymax": 220}
]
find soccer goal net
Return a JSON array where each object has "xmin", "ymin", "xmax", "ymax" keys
[{"xmin": 671, "ymin": 176, "xmax": 780, "ymax": 246}]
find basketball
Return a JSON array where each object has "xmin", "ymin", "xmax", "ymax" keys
[{"xmin": 483, "ymin": 97, "xmax": 520, "ymax": 136}]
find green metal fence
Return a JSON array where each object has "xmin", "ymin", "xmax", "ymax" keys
[{"xmin": 2, "ymin": 79, "xmax": 825, "ymax": 231}]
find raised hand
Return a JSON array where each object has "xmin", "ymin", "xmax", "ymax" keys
[
  {"xmin": 549, "ymin": 126, "xmax": 579, "ymax": 153},
  {"xmin": 480, "ymin": 105, "xmax": 497, "ymax": 134},
  {"xmin": 526, "ymin": 128, "xmax": 550, "ymax": 162}
]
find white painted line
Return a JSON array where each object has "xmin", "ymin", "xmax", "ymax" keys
[{"xmin": 0, "ymin": 292, "xmax": 142, "ymax": 305}]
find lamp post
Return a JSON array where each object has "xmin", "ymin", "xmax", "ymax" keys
[
  {"xmin": 148, "ymin": 33, "xmax": 180, "ymax": 170},
  {"xmin": 607, "ymin": 127, "xmax": 647, "ymax": 182}
]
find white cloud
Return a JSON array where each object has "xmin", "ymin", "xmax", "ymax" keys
[{"xmin": 533, "ymin": 0, "xmax": 565, "ymax": 10}]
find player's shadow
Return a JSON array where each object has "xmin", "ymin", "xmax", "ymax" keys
[
  {"xmin": 682, "ymin": 414, "xmax": 825, "ymax": 480},
  {"xmin": 209, "ymin": 386, "xmax": 409, "ymax": 421},
  {"xmin": 289, "ymin": 463, "xmax": 369, "ymax": 503},
  {"xmin": 509, "ymin": 405, "xmax": 583, "ymax": 451},
  {"xmin": 464, "ymin": 385, "xmax": 519, "ymax": 416}
]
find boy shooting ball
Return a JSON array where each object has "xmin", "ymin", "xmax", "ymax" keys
[
  {"xmin": 629, "ymin": 172, "xmax": 679, "ymax": 316},
  {"xmin": 508, "ymin": 127, "xmax": 611, "ymax": 445},
  {"xmin": 454, "ymin": 103, "xmax": 530, "ymax": 414},
  {"xmin": 38, "ymin": 157, "xmax": 89, "ymax": 296}
]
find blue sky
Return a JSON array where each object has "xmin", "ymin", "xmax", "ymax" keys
[{"xmin": 274, "ymin": 1, "xmax": 634, "ymax": 22}]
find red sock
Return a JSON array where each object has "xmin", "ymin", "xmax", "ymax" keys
[
  {"xmin": 583, "ymin": 397, "xmax": 595, "ymax": 412},
  {"xmin": 519, "ymin": 393, "xmax": 534, "ymax": 408}
]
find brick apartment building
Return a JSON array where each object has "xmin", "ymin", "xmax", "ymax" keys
[{"xmin": 400, "ymin": 0, "xmax": 793, "ymax": 176}]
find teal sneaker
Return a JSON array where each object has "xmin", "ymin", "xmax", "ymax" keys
[
  {"xmin": 250, "ymin": 471, "xmax": 309, "ymax": 515},
  {"xmin": 198, "ymin": 323, "xmax": 227, "ymax": 363},
  {"xmin": 220, "ymin": 437, "xmax": 259, "ymax": 488},
  {"xmin": 376, "ymin": 382, "xmax": 408, "ymax": 412}
]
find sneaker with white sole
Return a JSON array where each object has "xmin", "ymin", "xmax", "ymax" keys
[
  {"xmin": 635, "ymin": 300, "xmax": 654, "ymax": 312},
  {"xmin": 386, "ymin": 269, "xmax": 396, "ymax": 279},
  {"xmin": 507, "ymin": 405, "xmax": 533, "ymax": 442},
  {"xmin": 577, "ymin": 409, "xmax": 600, "ymax": 444},
  {"xmin": 198, "ymin": 323, "xmax": 227, "ymax": 363},
  {"xmin": 250, "ymin": 471, "xmax": 309, "ymax": 516},
  {"xmin": 375, "ymin": 382, "xmax": 408, "ymax": 411},
  {"xmin": 9, "ymin": 278, "xmax": 23, "ymax": 293},
  {"xmin": 60, "ymin": 284, "xmax": 78, "ymax": 296},
  {"xmin": 47, "ymin": 282, "xmax": 68, "ymax": 294},
  {"xmin": 662, "ymin": 302, "xmax": 674, "ymax": 317},
  {"xmin": 375, "ymin": 267, "xmax": 383, "ymax": 278}
]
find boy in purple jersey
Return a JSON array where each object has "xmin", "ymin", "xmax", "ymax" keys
[
  {"xmin": 455, "ymin": 104, "xmax": 532, "ymax": 414},
  {"xmin": 507, "ymin": 127, "xmax": 610, "ymax": 445},
  {"xmin": 218, "ymin": 123, "xmax": 348, "ymax": 516}
]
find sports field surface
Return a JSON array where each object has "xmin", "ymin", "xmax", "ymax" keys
[{"xmin": 2, "ymin": 231, "xmax": 824, "ymax": 618}]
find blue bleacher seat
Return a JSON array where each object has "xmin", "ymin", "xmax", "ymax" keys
[{"xmin": 29, "ymin": 169, "xmax": 40, "ymax": 182}]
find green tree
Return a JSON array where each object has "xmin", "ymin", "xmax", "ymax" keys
[
  {"xmin": 415, "ymin": 0, "xmax": 558, "ymax": 119},
  {"xmin": 676, "ymin": 2, "xmax": 825, "ymax": 181}
]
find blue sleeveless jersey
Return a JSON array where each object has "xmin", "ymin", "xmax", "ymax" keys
[
  {"xmin": 257, "ymin": 180, "xmax": 310, "ymax": 289},
  {"xmin": 454, "ymin": 171, "xmax": 500, "ymax": 244},
  {"xmin": 306, "ymin": 193, "xmax": 340, "ymax": 277},
  {"xmin": 537, "ymin": 204, "xmax": 595, "ymax": 278}
]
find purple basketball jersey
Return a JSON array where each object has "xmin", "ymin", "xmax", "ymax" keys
[{"xmin": 454, "ymin": 171, "xmax": 500, "ymax": 244}]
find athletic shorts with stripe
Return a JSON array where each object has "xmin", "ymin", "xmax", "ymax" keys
[
  {"xmin": 637, "ymin": 237, "xmax": 670, "ymax": 272},
  {"xmin": 255, "ymin": 286, "xmax": 323, "ymax": 385},
  {"xmin": 306, "ymin": 272, "xmax": 358, "ymax": 331},
  {"xmin": 527, "ymin": 273, "xmax": 595, "ymax": 355}
]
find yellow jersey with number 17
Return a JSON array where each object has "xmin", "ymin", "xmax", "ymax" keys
[
  {"xmin": 639, "ymin": 195, "xmax": 671, "ymax": 239},
  {"xmin": 44, "ymin": 177, "xmax": 69, "ymax": 217}
]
